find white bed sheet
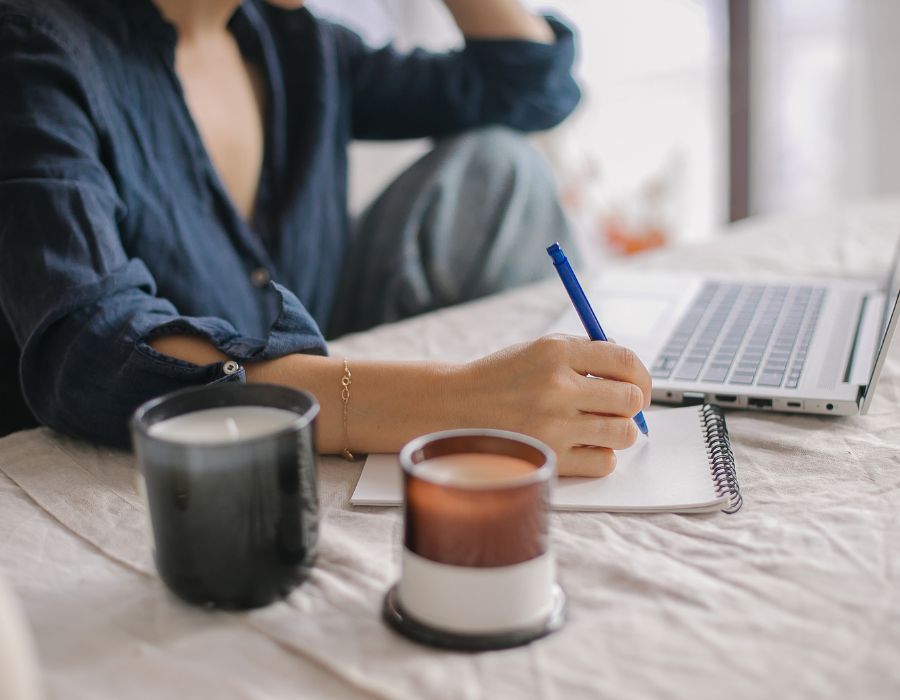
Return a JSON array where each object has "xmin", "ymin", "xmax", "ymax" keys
[{"xmin": 2, "ymin": 200, "xmax": 900, "ymax": 699}]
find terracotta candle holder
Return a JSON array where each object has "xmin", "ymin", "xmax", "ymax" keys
[{"xmin": 383, "ymin": 429, "xmax": 567, "ymax": 651}]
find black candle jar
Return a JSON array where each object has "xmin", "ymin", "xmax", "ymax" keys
[{"xmin": 131, "ymin": 383, "xmax": 319, "ymax": 609}]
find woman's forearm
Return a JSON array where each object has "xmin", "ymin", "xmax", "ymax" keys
[
  {"xmin": 149, "ymin": 335, "xmax": 461, "ymax": 454},
  {"xmin": 442, "ymin": 0, "xmax": 554, "ymax": 43},
  {"xmin": 245, "ymin": 353, "xmax": 460, "ymax": 455}
]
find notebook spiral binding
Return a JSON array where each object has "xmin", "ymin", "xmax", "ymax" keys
[{"xmin": 700, "ymin": 405, "xmax": 743, "ymax": 514}]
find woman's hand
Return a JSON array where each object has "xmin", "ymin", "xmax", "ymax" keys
[
  {"xmin": 449, "ymin": 334, "xmax": 652, "ymax": 477},
  {"xmin": 442, "ymin": 0, "xmax": 555, "ymax": 43}
]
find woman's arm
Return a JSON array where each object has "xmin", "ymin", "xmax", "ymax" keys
[
  {"xmin": 0, "ymin": 15, "xmax": 326, "ymax": 447},
  {"xmin": 150, "ymin": 335, "xmax": 452, "ymax": 457},
  {"xmin": 336, "ymin": 7, "xmax": 580, "ymax": 140},
  {"xmin": 442, "ymin": 0, "xmax": 555, "ymax": 43},
  {"xmin": 150, "ymin": 334, "xmax": 651, "ymax": 477}
]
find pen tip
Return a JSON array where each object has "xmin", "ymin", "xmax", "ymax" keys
[{"xmin": 635, "ymin": 413, "xmax": 649, "ymax": 437}]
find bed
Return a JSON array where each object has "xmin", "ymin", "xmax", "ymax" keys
[{"xmin": 2, "ymin": 200, "xmax": 899, "ymax": 699}]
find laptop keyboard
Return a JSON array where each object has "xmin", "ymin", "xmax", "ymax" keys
[{"xmin": 651, "ymin": 283, "xmax": 826, "ymax": 388}]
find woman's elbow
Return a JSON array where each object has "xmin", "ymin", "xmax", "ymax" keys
[{"xmin": 505, "ymin": 79, "xmax": 582, "ymax": 132}]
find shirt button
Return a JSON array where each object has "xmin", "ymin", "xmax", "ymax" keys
[
  {"xmin": 222, "ymin": 360, "xmax": 241, "ymax": 375},
  {"xmin": 250, "ymin": 267, "xmax": 271, "ymax": 287}
]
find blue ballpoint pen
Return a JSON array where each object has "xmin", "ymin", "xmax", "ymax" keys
[{"xmin": 547, "ymin": 242, "xmax": 650, "ymax": 437}]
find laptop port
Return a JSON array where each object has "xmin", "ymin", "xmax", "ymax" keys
[
  {"xmin": 714, "ymin": 394, "xmax": 738, "ymax": 403},
  {"xmin": 748, "ymin": 398, "xmax": 773, "ymax": 408},
  {"xmin": 787, "ymin": 401, "xmax": 802, "ymax": 408},
  {"xmin": 682, "ymin": 391, "xmax": 705, "ymax": 406}
]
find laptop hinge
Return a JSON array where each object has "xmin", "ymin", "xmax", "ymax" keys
[{"xmin": 845, "ymin": 292, "xmax": 886, "ymax": 386}]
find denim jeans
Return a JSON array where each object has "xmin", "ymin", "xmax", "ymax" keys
[{"xmin": 328, "ymin": 127, "xmax": 577, "ymax": 338}]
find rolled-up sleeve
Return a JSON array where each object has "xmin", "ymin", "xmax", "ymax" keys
[
  {"xmin": 0, "ymin": 18, "xmax": 326, "ymax": 447},
  {"xmin": 337, "ymin": 15, "xmax": 581, "ymax": 140}
]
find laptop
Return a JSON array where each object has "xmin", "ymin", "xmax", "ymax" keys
[{"xmin": 550, "ymin": 238, "xmax": 900, "ymax": 415}]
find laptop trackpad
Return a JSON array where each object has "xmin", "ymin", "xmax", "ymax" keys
[{"xmin": 552, "ymin": 273, "xmax": 697, "ymax": 362}]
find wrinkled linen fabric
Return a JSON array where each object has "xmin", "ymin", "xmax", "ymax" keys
[{"xmin": 1, "ymin": 200, "xmax": 900, "ymax": 699}]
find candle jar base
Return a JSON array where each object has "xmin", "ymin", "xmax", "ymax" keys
[
  {"xmin": 382, "ymin": 583, "xmax": 567, "ymax": 651},
  {"xmin": 159, "ymin": 556, "xmax": 317, "ymax": 610}
]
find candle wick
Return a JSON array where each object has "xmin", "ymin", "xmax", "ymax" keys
[{"xmin": 224, "ymin": 417, "xmax": 240, "ymax": 441}]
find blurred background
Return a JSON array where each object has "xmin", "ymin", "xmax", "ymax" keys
[{"xmin": 308, "ymin": 0, "xmax": 900, "ymax": 259}]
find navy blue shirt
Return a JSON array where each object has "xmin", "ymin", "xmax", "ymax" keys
[{"xmin": 0, "ymin": 0, "xmax": 580, "ymax": 445}]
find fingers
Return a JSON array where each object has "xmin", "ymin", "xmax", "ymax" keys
[
  {"xmin": 574, "ymin": 375, "xmax": 646, "ymax": 419},
  {"xmin": 541, "ymin": 415, "xmax": 636, "ymax": 478},
  {"xmin": 570, "ymin": 413, "xmax": 639, "ymax": 451},
  {"xmin": 559, "ymin": 446, "xmax": 617, "ymax": 478},
  {"xmin": 541, "ymin": 335, "xmax": 650, "ymax": 411},
  {"xmin": 566, "ymin": 338, "xmax": 652, "ymax": 405},
  {"xmin": 476, "ymin": 335, "xmax": 649, "ymax": 478}
]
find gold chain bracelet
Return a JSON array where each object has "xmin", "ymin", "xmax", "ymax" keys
[{"xmin": 340, "ymin": 358, "xmax": 354, "ymax": 461}]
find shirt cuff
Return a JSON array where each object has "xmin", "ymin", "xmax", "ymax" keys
[{"xmin": 132, "ymin": 282, "xmax": 327, "ymax": 385}]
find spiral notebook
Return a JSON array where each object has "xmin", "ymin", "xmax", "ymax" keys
[{"xmin": 350, "ymin": 405, "xmax": 742, "ymax": 514}]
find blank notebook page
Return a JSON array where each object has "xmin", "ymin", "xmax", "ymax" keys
[{"xmin": 351, "ymin": 406, "xmax": 733, "ymax": 514}]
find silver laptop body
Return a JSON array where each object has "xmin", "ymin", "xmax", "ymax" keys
[{"xmin": 551, "ymin": 240, "xmax": 900, "ymax": 416}]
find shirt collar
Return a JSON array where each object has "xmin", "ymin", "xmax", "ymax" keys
[
  {"xmin": 122, "ymin": 1, "xmax": 260, "ymax": 53},
  {"xmin": 122, "ymin": 0, "xmax": 178, "ymax": 46}
]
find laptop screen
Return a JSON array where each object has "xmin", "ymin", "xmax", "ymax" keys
[{"xmin": 860, "ymin": 236, "xmax": 900, "ymax": 414}]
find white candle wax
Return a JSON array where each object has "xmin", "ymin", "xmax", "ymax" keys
[{"xmin": 147, "ymin": 406, "xmax": 299, "ymax": 444}]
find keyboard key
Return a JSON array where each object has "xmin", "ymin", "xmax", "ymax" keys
[
  {"xmin": 757, "ymin": 371, "xmax": 784, "ymax": 387},
  {"xmin": 702, "ymin": 366, "xmax": 729, "ymax": 382},
  {"xmin": 731, "ymin": 372, "xmax": 756, "ymax": 384},
  {"xmin": 651, "ymin": 359, "xmax": 677, "ymax": 376},
  {"xmin": 673, "ymin": 361, "xmax": 704, "ymax": 381}
]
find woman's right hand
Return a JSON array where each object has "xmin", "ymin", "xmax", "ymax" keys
[{"xmin": 448, "ymin": 334, "xmax": 652, "ymax": 477}]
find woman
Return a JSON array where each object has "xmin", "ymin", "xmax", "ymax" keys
[{"xmin": 0, "ymin": 0, "xmax": 651, "ymax": 475}]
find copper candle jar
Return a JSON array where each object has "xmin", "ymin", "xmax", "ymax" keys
[{"xmin": 383, "ymin": 429, "xmax": 567, "ymax": 650}]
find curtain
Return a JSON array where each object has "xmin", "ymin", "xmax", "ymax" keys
[{"xmin": 751, "ymin": 0, "xmax": 900, "ymax": 215}]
